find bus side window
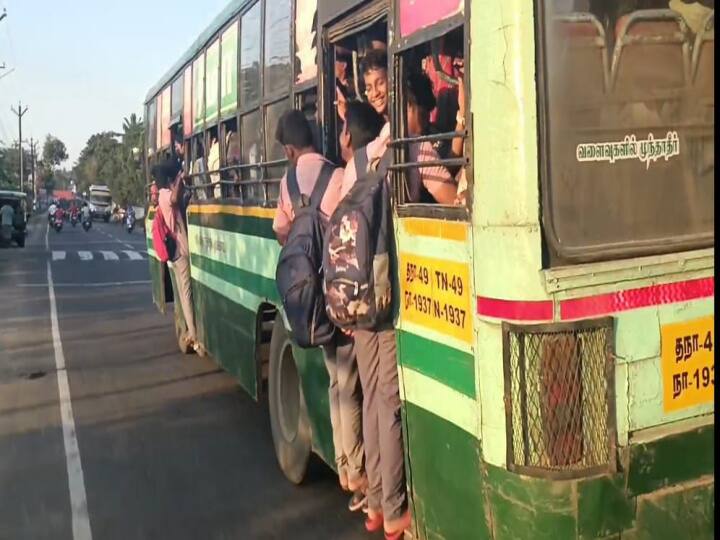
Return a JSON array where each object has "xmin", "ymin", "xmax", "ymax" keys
[{"xmin": 393, "ymin": 25, "xmax": 469, "ymax": 211}]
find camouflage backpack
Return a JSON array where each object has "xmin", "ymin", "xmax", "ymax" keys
[{"xmin": 323, "ymin": 148, "xmax": 393, "ymax": 330}]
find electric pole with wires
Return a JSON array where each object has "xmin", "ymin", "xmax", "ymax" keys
[{"xmin": 10, "ymin": 102, "xmax": 28, "ymax": 192}]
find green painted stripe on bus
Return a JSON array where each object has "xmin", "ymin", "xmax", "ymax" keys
[
  {"xmin": 191, "ymin": 252, "xmax": 280, "ymax": 304},
  {"xmin": 191, "ymin": 264, "xmax": 266, "ymax": 312},
  {"xmin": 398, "ymin": 330, "xmax": 476, "ymax": 399},
  {"xmin": 399, "ymin": 319, "xmax": 473, "ymax": 356},
  {"xmin": 187, "ymin": 224, "xmax": 280, "ymax": 281},
  {"xmin": 187, "ymin": 211, "xmax": 275, "ymax": 239},
  {"xmin": 399, "ymin": 366, "xmax": 479, "ymax": 439}
]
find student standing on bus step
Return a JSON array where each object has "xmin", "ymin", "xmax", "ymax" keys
[
  {"xmin": 272, "ymin": 110, "xmax": 368, "ymax": 512},
  {"xmin": 337, "ymin": 101, "xmax": 411, "ymax": 539},
  {"xmin": 155, "ymin": 159, "xmax": 202, "ymax": 356}
]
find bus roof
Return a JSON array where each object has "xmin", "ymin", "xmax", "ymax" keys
[
  {"xmin": 0, "ymin": 190, "xmax": 26, "ymax": 199},
  {"xmin": 144, "ymin": 0, "xmax": 251, "ymax": 104}
]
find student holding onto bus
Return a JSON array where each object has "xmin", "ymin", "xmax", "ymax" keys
[
  {"xmin": 154, "ymin": 159, "xmax": 201, "ymax": 355},
  {"xmin": 272, "ymin": 110, "xmax": 368, "ymax": 512},
  {"xmin": 334, "ymin": 100, "xmax": 411, "ymax": 539}
]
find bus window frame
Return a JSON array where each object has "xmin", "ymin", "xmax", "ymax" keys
[
  {"xmin": 388, "ymin": 2, "xmax": 473, "ymax": 222},
  {"xmin": 170, "ymin": 73, "xmax": 184, "ymax": 127},
  {"xmin": 192, "ymin": 51, "xmax": 207, "ymax": 137},
  {"xmin": 533, "ymin": 0, "xmax": 715, "ymax": 266},
  {"xmin": 219, "ymin": 18, "xmax": 240, "ymax": 124},
  {"xmin": 320, "ymin": 0, "xmax": 388, "ymax": 164}
]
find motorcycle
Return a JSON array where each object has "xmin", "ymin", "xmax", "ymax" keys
[
  {"xmin": 126, "ymin": 213, "xmax": 135, "ymax": 234},
  {"xmin": 70, "ymin": 213, "xmax": 79, "ymax": 227},
  {"xmin": 82, "ymin": 217, "xmax": 92, "ymax": 231},
  {"xmin": 53, "ymin": 215, "xmax": 63, "ymax": 233}
]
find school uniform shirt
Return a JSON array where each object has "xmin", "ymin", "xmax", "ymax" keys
[
  {"xmin": 340, "ymin": 122, "xmax": 391, "ymax": 200},
  {"xmin": 158, "ymin": 187, "xmax": 189, "ymax": 258},
  {"xmin": 273, "ymin": 152, "xmax": 345, "ymax": 241},
  {"xmin": 340, "ymin": 122, "xmax": 456, "ymax": 204}
]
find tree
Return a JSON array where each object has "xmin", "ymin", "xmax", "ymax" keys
[
  {"xmin": 42, "ymin": 135, "xmax": 68, "ymax": 169},
  {"xmin": 39, "ymin": 135, "xmax": 69, "ymax": 197},
  {"xmin": 72, "ymin": 113, "xmax": 144, "ymax": 206},
  {"xmin": 73, "ymin": 132, "xmax": 122, "ymax": 197},
  {"xmin": 0, "ymin": 144, "xmax": 31, "ymax": 190}
]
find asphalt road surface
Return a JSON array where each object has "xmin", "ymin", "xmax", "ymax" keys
[{"xmin": 0, "ymin": 216, "xmax": 366, "ymax": 540}]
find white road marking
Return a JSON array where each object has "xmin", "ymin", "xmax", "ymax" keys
[
  {"xmin": 78, "ymin": 251, "xmax": 93, "ymax": 261},
  {"xmin": 45, "ymin": 223, "xmax": 49, "ymax": 250},
  {"xmin": 100, "ymin": 251, "xmax": 119, "ymax": 261},
  {"xmin": 46, "ymin": 261, "xmax": 94, "ymax": 540},
  {"xmin": 122, "ymin": 250, "xmax": 143, "ymax": 261},
  {"xmin": 20, "ymin": 280, "xmax": 151, "ymax": 288},
  {"xmin": 52, "ymin": 251, "xmax": 67, "ymax": 261}
]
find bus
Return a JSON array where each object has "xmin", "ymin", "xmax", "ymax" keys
[{"xmin": 143, "ymin": 0, "xmax": 714, "ymax": 538}]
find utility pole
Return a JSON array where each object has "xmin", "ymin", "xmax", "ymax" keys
[
  {"xmin": 29, "ymin": 138, "xmax": 38, "ymax": 197},
  {"xmin": 10, "ymin": 102, "xmax": 29, "ymax": 192}
]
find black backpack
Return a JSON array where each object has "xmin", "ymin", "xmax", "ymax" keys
[
  {"xmin": 323, "ymin": 148, "xmax": 393, "ymax": 331},
  {"xmin": 275, "ymin": 163, "xmax": 337, "ymax": 348}
]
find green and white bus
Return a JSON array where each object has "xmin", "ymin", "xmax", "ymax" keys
[{"xmin": 144, "ymin": 0, "xmax": 714, "ymax": 538}]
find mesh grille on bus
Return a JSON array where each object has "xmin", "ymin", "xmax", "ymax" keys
[{"xmin": 502, "ymin": 318, "xmax": 617, "ymax": 478}]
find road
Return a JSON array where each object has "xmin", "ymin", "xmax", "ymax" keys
[{"xmin": 0, "ymin": 216, "xmax": 366, "ymax": 540}]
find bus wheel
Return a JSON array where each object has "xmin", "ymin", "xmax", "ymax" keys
[
  {"xmin": 268, "ymin": 314, "xmax": 311, "ymax": 485},
  {"xmin": 174, "ymin": 306, "xmax": 194, "ymax": 355}
]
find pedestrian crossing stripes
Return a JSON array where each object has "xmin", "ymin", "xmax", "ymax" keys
[{"xmin": 51, "ymin": 250, "xmax": 147, "ymax": 262}]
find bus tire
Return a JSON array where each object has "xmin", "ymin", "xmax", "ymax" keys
[
  {"xmin": 174, "ymin": 305, "xmax": 194, "ymax": 355},
  {"xmin": 268, "ymin": 314, "xmax": 311, "ymax": 485}
]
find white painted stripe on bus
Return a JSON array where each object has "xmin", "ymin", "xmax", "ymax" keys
[
  {"xmin": 100, "ymin": 251, "xmax": 119, "ymax": 261},
  {"xmin": 190, "ymin": 264, "xmax": 264, "ymax": 313},
  {"xmin": 123, "ymin": 250, "xmax": 144, "ymax": 261},
  {"xmin": 52, "ymin": 251, "xmax": 67, "ymax": 261},
  {"xmin": 46, "ymin": 261, "xmax": 94, "ymax": 540},
  {"xmin": 398, "ymin": 365, "xmax": 480, "ymax": 440},
  {"xmin": 78, "ymin": 251, "xmax": 93, "ymax": 261},
  {"xmin": 187, "ymin": 224, "xmax": 280, "ymax": 281},
  {"xmin": 398, "ymin": 319, "xmax": 474, "ymax": 356},
  {"xmin": 396, "ymin": 226, "xmax": 469, "ymax": 264}
]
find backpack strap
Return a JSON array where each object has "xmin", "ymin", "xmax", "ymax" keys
[
  {"xmin": 286, "ymin": 166, "xmax": 303, "ymax": 213},
  {"xmin": 308, "ymin": 162, "xmax": 336, "ymax": 210},
  {"xmin": 373, "ymin": 147, "xmax": 393, "ymax": 177},
  {"xmin": 354, "ymin": 148, "xmax": 369, "ymax": 181}
]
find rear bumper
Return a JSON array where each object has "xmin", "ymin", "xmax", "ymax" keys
[{"xmin": 481, "ymin": 421, "xmax": 714, "ymax": 540}]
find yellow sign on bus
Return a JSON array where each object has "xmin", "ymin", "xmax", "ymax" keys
[
  {"xmin": 399, "ymin": 253, "xmax": 473, "ymax": 344},
  {"xmin": 662, "ymin": 316, "xmax": 714, "ymax": 412}
]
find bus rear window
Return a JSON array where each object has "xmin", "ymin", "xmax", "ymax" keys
[{"xmin": 538, "ymin": 1, "xmax": 714, "ymax": 264}]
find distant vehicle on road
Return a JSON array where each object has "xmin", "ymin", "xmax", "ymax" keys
[
  {"xmin": 88, "ymin": 185, "xmax": 112, "ymax": 222},
  {"xmin": 0, "ymin": 190, "xmax": 27, "ymax": 248}
]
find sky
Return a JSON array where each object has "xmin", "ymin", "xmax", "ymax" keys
[{"xmin": 0, "ymin": 0, "xmax": 230, "ymax": 165}]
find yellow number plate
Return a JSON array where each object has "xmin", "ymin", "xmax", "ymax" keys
[
  {"xmin": 399, "ymin": 253, "xmax": 472, "ymax": 344},
  {"xmin": 662, "ymin": 316, "xmax": 715, "ymax": 412}
]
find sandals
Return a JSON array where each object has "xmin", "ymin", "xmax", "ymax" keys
[
  {"xmin": 348, "ymin": 490, "xmax": 367, "ymax": 512},
  {"xmin": 384, "ymin": 510, "xmax": 411, "ymax": 540},
  {"xmin": 364, "ymin": 511, "xmax": 383, "ymax": 533}
]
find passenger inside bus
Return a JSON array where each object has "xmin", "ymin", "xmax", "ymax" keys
[
  {"xmin": 404, "ymin": 71, "xmax": 460, "ymax": 205},
  {"xmin": 362, "ymin": 49, "xmax": 389, "ymax": 121}
]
